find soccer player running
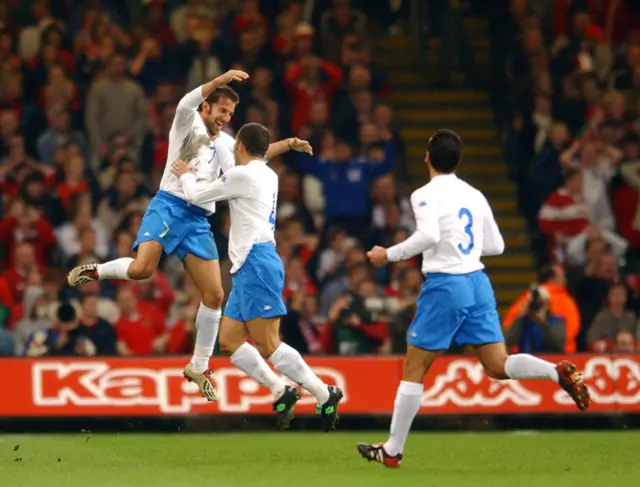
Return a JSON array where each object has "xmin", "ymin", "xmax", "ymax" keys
[
  {"xmin": 67, "ymin": 71, "xmax": 312, "ymax": 401},
  {"xmin": 357, "ymin": 129, "xmax": 590, "ymax": 468},
  {"xmin": 170, "ymin": 123, "xmax": 343, "ymax": 431}
]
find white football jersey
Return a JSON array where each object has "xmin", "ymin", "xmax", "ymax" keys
[
  {"xmin": 179, "ymin": 159, "xmax": 278, "ymax": 273},
  {"xmin": 158, "ymin": 86, "xmax": 235, "ymax": 214},
  {"xmin": 387, "ymin": 174, "xmax": 505, "ymax": 274}
]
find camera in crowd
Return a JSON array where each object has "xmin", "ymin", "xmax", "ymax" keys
[
  {"xmin": 337, "ymin": 293, "xmax": 403, "ymax": 325},
  {"xmin": 527, "ymin": 285, "xmax": 550, "ymax": 316}
]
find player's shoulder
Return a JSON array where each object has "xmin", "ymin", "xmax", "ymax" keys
[{"xmin": 217, "ymin": 130, "xmax": 235, "ymax": 148}]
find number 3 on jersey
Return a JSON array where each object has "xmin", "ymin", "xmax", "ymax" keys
[
  {"xmin": 268, "ymin": 193, "xmax": 277, "ymax": 228},
  {"xmin": 457, "ymin": 207, "xmax": 474, "ymax": 255}
]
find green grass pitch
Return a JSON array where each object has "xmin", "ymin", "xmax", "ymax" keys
[{"xmin": 1, "ymin": 431, "xmax": 638, "ymax": 487}]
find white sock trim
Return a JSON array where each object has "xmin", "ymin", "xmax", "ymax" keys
[
  {"xmin": 398, "ymin": 381, "xmax": 424, "ymax": 395},
  {"xmin": 96, "ymin": 257, "xmax": 134, "ymax": 280}
]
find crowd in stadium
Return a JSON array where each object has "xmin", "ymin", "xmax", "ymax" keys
[
  {"xmin": 1, "ymin": 0, "xmax": 640, "ymax": 358},
  {"xmin": 503, "ymin": 0, "xmax": 640, "ymax": 353},
  {"xmin": 0, "ymin": 0, "xmax": 414, "ymax": 358}
]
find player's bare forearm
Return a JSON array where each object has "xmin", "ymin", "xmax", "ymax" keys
[
  {"xmin": 265, "ymin": 139, "xmax": 292, "ymax": 160},
  {"xmin": 266, "ymin": 138, "xmax": 313, "ymax": 160}
]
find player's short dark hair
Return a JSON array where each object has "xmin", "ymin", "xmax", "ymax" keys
[
  {"xmin": 198, "ymin": 85, "xmax": 240, "ymax": 112},
  {"xmin": 427, "ymin": 129, "xmax": 463, "ymax": 174},
  {"xmin": 236, "ymin": 123, "xmax": 270, "ymax": 158}
]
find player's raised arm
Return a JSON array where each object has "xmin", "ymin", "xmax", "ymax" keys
[
  {"xmin": 174, "ymin": 70, "xmax": 249, "ymax": 134},
  {"xmin": 265, "ymin": 137, "xmax": 313, "ymax": 160},
  {"xmin": 172, "ymin": 160, "xmax": 250, "ymax": 204},
  {"xmin": 481, "ymin": 196, "xmax": 505, "ymax": 256},
  {"xmin": 375, "ymin": 192, "xmax": 441, "ymax": 265}
]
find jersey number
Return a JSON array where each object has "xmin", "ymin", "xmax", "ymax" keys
[
  {"xmin": 268, "ymin": 193, "xmax": 277, "ymax": 228},
  {"xmin": 457, "ymin": 207, "xmax": 474, "ymax": 255}
]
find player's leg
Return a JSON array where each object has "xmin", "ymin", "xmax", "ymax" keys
[
  {"xmin": 67, "ymin": 197, "xmax": 176, "ymax": 286},
  {"xmin": 476, "ymin": 343, "xmax": 589, "ymax": 410},
  {"xmin": 177, "ymin": 224, "xmax": 224, "ymax": 400},
  {"xmin": 245, "ymin": 316, "xmax": 342, "ymax": 431},
  {"xmin": 241, "ymin": 242, "xmax": 343, "ymax": 430},
  {"xmin": 461, "ymin": 271, "xmax": 590, "ymax": 411},
  {"xmin": 67, "ymin": 240, "xmax": 162, "ymax": 285},
  {"xmin": 219, "ymin": 300, "xmax": 298, "ymax": 430},
  {"xmin": 358, "ymin": 275, "xmax": 462, "ymax": 467}
]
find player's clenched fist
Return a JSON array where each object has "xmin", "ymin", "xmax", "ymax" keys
[
  {"xmin": 367, "ymin": 246, "xmax": 389, "ymax": 267},
  {"xmin": 214, "ymin": 70, "xmax": 249, "ymax": 86}
]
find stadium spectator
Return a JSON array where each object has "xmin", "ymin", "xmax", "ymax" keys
[
  {"xmin": 280, "ymin": 290, "xmax": 325, "ymax": 354},
  {"xmin": 504, "ymin": 264, "xmax": 580, "ymax": 353},
  {"xmin": 77, "ymin": 293, "xmax": 117, "ymax": 356},
  {"xmin": 37, "ymin": 105, "xmax": 89, "ymax": 164},
  {"xmin": 504, "ymin": 286, "xmax": 567, "ymax": 353},
  {"xmin": 114, "ymin": 285, "xmax": 167, "ymax": 356},
  {"xmin": 12, "ymin": 285, "xmax": 53, "ymax": 356},
  {"xmin": 0, "ymin": 242, "xmax": 41, "ymax": 309},
  {"xmin": 293, "ymin": 139, "xmax": 395, "ymax": 244},
  {"xmin": 24, "ymin": 302, "xmax": 80, "ymax": 357},
  {"xmin": 613, "ymin": 329, "xmax": 637, "ymax": 353},
  {"xmin": 85, "ymin": 52, "xmax": 147, "ymax": 164},
  {"xmin": 322, "ymin": 281, "xmax": 388, "ymax": 355},
  {"xmin": 587, "ymin": 283, "xmax": 636, "ymax": 352}
]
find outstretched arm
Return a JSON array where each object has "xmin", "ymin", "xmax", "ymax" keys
[
  {"xmin": 172, "ymin": 160, "xmax": 249, "ymax": 204},
  {"xmin": 265, "ymin": 137, "xmax": 313, "ymax": 160}
]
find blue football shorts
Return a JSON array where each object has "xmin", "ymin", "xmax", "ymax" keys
[
  {"xmin": 133, "ymin": 191, "xmax": 219, "ymax": 261},
  {"xmin": 408, "ymin": 270, "xmax": 504, "ymax": 350},
  {"xmin": 224, "ymin": 242, "xmax": 287, "ymax": 322}
]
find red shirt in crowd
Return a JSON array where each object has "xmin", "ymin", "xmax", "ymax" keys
[
  {"xmin": 285, "ymin": 59, "xmax": 343, "ymax": 134},
  {"xmin": 0, "ymin": 216, "xmax": 55, "ymax": 269},
  {"xmin": 115, "ymin": 303, "xmax": 166, "ymax": 355},
  {"xmin": 538, "ymin": 188, "xmax": 591, "ymax": 237}
]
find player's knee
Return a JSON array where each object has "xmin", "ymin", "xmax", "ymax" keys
[
  {"xmin": 218, "ymin": 333, "xmax": 241, "ymax": 356},
  {"xmin": 483, "ymin": 362, "xmax": 508, "ymax": 380},
  {"xmin": 252, "ymin": 336, "xmax": 280, "ymax": 358},
  {"xmin": 201, "ymin": 286, "xmax": 224, "ymax": 310},
  {"xmin": 127, "ymin": 259, "xmax": 155, "ymax": 280}
]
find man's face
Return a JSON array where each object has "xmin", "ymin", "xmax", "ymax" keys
[
  {"xmin": 202, "ymin": 96, "xmax": 237, "ymax": 135},
  {"xmin": 15, "ymin": 244, "xmax": 35, "ymax": 272}
]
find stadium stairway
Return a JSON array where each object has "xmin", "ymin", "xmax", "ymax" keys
[{"xmin": 376, "ymin": 19, "xmax": 534, "ymax": 316}]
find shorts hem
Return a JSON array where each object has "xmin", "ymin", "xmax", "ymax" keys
[
  {"xmin": 233, "ymin": 311, "xmax": 286, "ymax": 322},
  {"xmin": 457, "ymin": 339, "xmax": 505, "ymax": 347},
  {"xmin": 133, "ymin": 236, "xmax": 168, "ymax": 253},
  {"xmin": 177, "ymin": 250, "xmax": 219, "ymax": 262}
]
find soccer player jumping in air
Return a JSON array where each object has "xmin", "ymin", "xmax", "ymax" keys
[
  {"xmin": 67, "ymin": 71, "xmax": 311, "ymax": 401},
  {"xmin": 171, "ymin": 123, "xmax": 343, "ymax": 431},
  {"xmin": 357, "ymin": 129, "xmax": 590, "ymax": 468}
]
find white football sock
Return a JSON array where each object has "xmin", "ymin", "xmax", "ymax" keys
[
  {"xmin": 505, "ymin": 354, "xmax": 559, "ymax": 382},
  {"xmin": 97, "ymin": 258, "xmax": 134, "ymax": 280},
  {"xmin": 188, "ymin": 304, "xmax": 221, "ymax": 373},
  {"xmin": 230, "ymin": 343, "xmax": 286, "ymax": 400},
  {"xmin": 269, "ymin": 342, "xmax": 330, "ymax": 404},
  {"xmin": 383, "ymin": 381, "xmax": 423, "ymax": 456}
]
